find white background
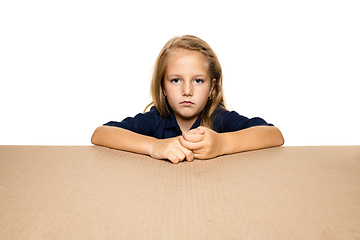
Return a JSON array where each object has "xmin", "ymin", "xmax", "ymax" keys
[{"xmin": 1, "ymin": 0, "xmax": 359, "ymax": 146}]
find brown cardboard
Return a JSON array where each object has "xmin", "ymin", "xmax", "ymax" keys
[{"xmin": 0, "ymin": 145, "xmax": 359, "ymax": 239}]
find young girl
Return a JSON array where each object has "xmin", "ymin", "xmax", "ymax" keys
[{"xmin": 91, "ymin": 35, "xmax": 284, "ymax": 164}]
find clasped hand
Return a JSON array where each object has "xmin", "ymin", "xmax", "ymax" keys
[{"xmin": 150, "ymin": 127, "xmax": 224, "ymax": 164}]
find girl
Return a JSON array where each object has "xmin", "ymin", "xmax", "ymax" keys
[{"xmin": 91, "ymin": 35, "xmax": 284, "ymax": 163}]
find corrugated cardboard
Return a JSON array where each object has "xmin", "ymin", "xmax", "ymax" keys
[{"xmin": 1, "ymin": 145, "xmax": 359, "ymax": 239}]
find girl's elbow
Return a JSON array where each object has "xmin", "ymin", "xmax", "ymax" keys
[
  {"xmin": 91, "ymin": 126, "xmax": 103, "ymax": 145},
  {"xmin": 277, "ymin": 134, "xmax": 285, "ymax": 146},
  {"xmin": 274, "ymin": 127, "xmax": 285, "ymax": 146}
]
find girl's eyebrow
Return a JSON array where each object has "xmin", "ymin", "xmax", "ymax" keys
[
  {"xmin": 167, "ymin": 74, "xmax": 207, "ymax": 78},
  {"xmin": 193, "ymin": 74, "xmax": 207, "ymax": 78},
  {"xmin": 167, "ymin": 74, "xmax": 181, "ymax": 78}
]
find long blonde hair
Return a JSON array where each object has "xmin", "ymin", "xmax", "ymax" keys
[{"xmin": 145, "ymin": 35, "xmax": 225, "ymax": 129}]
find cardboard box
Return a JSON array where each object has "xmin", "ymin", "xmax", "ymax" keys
[{"xmin": 1, "ymin": 145, "xmax": 359, "ymax": 239}]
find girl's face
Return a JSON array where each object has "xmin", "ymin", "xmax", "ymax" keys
[{"xmin": 163, "ymin": 49, "xmax": 215, "ymax": 127}]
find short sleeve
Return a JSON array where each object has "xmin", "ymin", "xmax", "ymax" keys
[
  {"xmin": 103, "ymin": 107, "xmax": 160, "ymax": 136},
  {"xmin": 212, "ymin": 108, "xmax": 273, "ymax": 133}
]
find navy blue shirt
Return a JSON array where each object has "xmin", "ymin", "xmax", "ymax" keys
[{"xmin": 104, "ymin": 106, "xmax": 272, "ymax": 139}]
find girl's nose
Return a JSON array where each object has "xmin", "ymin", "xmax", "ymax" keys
[{"xmin": 182, "ymin": 81, "xmax": 193, "ymax": 96}]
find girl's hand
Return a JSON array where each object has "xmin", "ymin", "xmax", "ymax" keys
[
  {"xmin": 179, "ymin": 127, "xmax": 225, "ymax": 159},
  {"xmin": 149, "ymin": 137, "xmax": 194, "ymax": 164}
]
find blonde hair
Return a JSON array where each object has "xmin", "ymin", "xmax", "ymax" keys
[{"xmin": 145, "ymin": 35, "xmax": 225, "ymax": 129}]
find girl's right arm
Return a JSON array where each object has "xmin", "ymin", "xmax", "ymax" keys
[{"xmin": 91, "ymin": 126, "xmax": 194, "ymax": 164}]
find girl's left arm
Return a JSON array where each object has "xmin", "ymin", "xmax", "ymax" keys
[{"xmin": 179, "ymin": 126, "xmax": 284, "ymax": 159}]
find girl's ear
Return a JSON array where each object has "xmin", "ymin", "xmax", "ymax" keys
[{"xmin": 209, "ymin": 78, "xmax": 216, "ymax": 97}]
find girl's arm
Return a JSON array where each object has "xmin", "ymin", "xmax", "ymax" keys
[
  {"xmin": 91, "ymin": 126, "xmax": 194, "ymax": 163},
  {"xmin": 179, "ymin": 126, "xmax": 284, "ymax": 159},
  {"xmin": 221, "ymin": 126, "xmax": 284, "ymax": 154}
]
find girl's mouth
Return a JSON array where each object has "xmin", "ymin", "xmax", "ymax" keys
[{"xmin": 180, "ymin": 101, "xmax": 194, "ymax": 106}]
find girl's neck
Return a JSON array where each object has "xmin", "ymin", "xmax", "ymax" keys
[{"xmin": 175, "ymin": 116, "xmax": 197, "ymax": 133}]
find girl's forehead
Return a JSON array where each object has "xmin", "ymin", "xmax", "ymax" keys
[
  {"xmin": 168, "ymin": 49, "xmax": 208, "ymax": 68},
  {"xmin": 171, "ymin": 48, "xmax": 204, "ymax": 57}
]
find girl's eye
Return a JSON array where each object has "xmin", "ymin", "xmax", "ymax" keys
[
  {"xmin": 194, "ymin": 79, "xmax": 203, "ymax": 84},
  {"xmin": 171, "ymin": 78, "xmax": 180, "ymax": 83}
]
